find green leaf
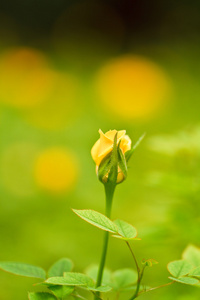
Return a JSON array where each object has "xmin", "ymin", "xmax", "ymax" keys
[
  {"xmin": 45, "ymin": 273, "xmax": 94, "ymax": 287},
  {"xmin": 28, "ymin": 292, "xmax": 57, "ymax": 300},
  {"xmin": 0, "ymin": 262, "xmax": 46, "ymax": 279},
  {"xmin": 117, "ymin": 146, "xmax": 127, "ymax": 179},
  {"xmin": 107, "ymin": 132, "xmax": 118, "ymax": 184},
  {"xmin": 84, "ymin": 266, "xmax": 113, "ymax": 293},
  {"xmin": 125, "ymin": 133, "xmax": 145, "ymax": 162},
  {"xmin": 189, "ymin": 266, "xmax": 200, "ymax": 278},
  {"xmin": 48, "ymin": 258, "xmax": 73, "ymax": 278},
  {"xmin": 142, "ymin": 258, "xmax": 158, "ymax": 267},
  {"xmin": 112, "ymin": 236, "xmax": 141, "ymax": 241},
  {"xmin": 182, "ymin": 245, "xmax": 200, "ymax": 267},
  {"xmin": 48, "ymin": 285, "xmax": 74, "ymax": 298},
  {"xmin": 98, "ymin": 154, "xmax": 111, "ymax": 183},
  {"xmin": 168, "ymin": 276, "xmax": 199, "ymax": 285},
  {"xmin": 64, "ymin": 272, "xmax": 94, "ymax": 287},
  {"xmin": 167, "ymin": 260, "xmax": 193, "ymax": 278},
  {"xmin": 113, "ymin": 219, "xmax": 138, "ymax": 240},
  {"xmin": 85, "ymin": 265, "xmax": 112, "ymax": 285},
  {"xmin": 88, "ymin": 286, "xmax": 112, "ymax": 292},
  {"xmin": 73, "ymin": 209, "xmax": 117, "ymax": 233},
  {"xmin": 111, "ymin": 268, "xmax": 137, "ymax": 291}
]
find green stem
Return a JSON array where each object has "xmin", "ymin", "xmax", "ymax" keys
[
  {"xmin": 129, "ymin": 265, "xmax": 145, "ymax": 300},
  {"xmin": 126, "ymin": 241, "xmax": 142, "ymax": 300},
  {"xmin": 94, "ymin": 183, "xmax": 116, "ymax": 300},
  {"xmin": 115, "ymin": 292, "xmax": 120, "ymax": 300},
  {"xmin": 126, "ymin": 241, "xmax": 146, "ymax": 300},
  {"xmin": 139, "ymin": 281, "xmax": 174, "ymax": 295},
  {"xmin": 126, "ymin": 242, "xmax": 140, "ymax": 276}
]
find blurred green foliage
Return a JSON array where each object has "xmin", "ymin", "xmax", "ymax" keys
[{"xmin": 0, "ymin": 0, "xmax": 200, "ymax": 299}]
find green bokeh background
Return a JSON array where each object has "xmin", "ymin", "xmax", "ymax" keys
[{"xmin": 0, "ymin": 1, "xmax": 200, "ymax": 299}]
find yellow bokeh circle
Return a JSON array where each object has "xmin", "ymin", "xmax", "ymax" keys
[
  {"xmin": 0, "ymin": 47, "xmax": 54, "ymax": 108},
  {"xmin": 95, "ymin": 55, "xmax": 171, "ymax": 120},
  {"xmin": 34, "ymin": 148, "xmax": 78, "ymax": 193}
]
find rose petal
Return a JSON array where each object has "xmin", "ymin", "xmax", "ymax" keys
[{"xmin": 91, "ymin": 129, "xmax": 131, "ymax": 167}]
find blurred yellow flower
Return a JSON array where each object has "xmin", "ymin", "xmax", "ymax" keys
[
  {"xmin": 91, "ymin": 129, "xmax": 131, "ymax": 183},
  {"xmin": 0, "ymin": 47, "xmax": 54, "ymax": 108},
  {"xmin": 95, "ymin": 55, "xmax": 171, "ymax": 121}
]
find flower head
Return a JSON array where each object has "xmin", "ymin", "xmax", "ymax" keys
[{"xmin": 91, "ymin": 129, "xmax": 132, "ymax": 183}]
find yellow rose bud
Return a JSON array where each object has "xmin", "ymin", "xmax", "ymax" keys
[{"xmin": 91, "ymin": 129, "xmax": 132, "ymax": 183}]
